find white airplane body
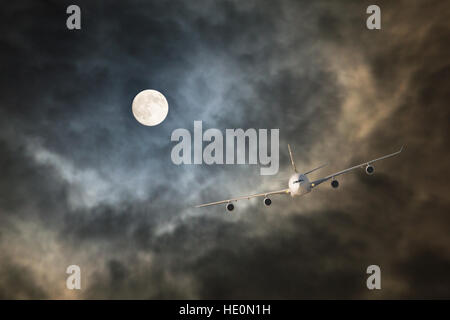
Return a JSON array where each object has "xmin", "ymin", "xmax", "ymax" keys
[{"xmin": 196, "ymin": 144, "xmax": 403, "ymax": 211}]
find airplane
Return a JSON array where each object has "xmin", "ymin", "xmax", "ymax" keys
[{"xmin": 196, "ymin": 144, "xmax": 403, "ymax": 211}]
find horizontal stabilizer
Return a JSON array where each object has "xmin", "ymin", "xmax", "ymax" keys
[{"xmin": 304, "ymin": 163, "xmax": 328, "ymax": 175}]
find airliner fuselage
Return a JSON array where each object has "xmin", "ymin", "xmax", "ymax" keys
[{"xmin": 288, "ymin": 173, "xmax": 311, "ymax": 197}]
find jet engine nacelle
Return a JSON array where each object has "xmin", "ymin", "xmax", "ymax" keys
[
  {"xmin": 366, "ymin": 164, "xmax": 374, "ymax": 175},
  {"xmin": 264, "ymin": 197, "xmax": 272, "ymax": 206},
  {"xmin": 331, "ymin": 179, "xmax": 339, "ymax": 188},
  {"xmin": 226, "ymin": 203, "xmax": 234, "ymax": 211}
]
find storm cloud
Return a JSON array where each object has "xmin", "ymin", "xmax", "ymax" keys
[{"xmin": 0, "ymin": 0, "xmax": 449, "ymax": 299}]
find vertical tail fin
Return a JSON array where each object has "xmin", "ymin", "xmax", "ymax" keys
[{"xmin": 288, "ymin": 144, "xmax": 298, "ymax": 173}]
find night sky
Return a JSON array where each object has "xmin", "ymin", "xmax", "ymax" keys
[{"xmin": 0, "ymin": 0, "xmax": 449, "ymax": 299}]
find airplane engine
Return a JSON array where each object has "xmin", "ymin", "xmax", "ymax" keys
[
  {"xmin": 366, "ymin": 165, "xmax": 374, "ymax": 175},
  {"xmin": 264, "ymin": 197, "xmax": 272, "ymax": 206},
  {"xmin": 226, "ymin": 203, "xmax": 234, "ymax": 211},
  {"xmin": 331, "ymin": 179, "xmax": 339, "ymax": 188}
]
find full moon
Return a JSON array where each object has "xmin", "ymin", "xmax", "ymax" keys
[{"xmin": 132, "ymin": 89, "xmax": 169, "ymax": 126}]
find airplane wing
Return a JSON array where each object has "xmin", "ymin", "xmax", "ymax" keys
[
  {"xmin": 310, "ymin": 146, "xmax": 404, "ymax": 188},
  {"xmin": 195, "ymin": 188, "xmax": 290, "ymax": 208}
]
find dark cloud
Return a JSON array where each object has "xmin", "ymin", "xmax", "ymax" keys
[
  {"xmin": 0, "ymin": 0, "xmax": 449, "ymax": 299},
  {"xmin": 0, "ymin": 261, "xmax": 48, "ymax": 299}
]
